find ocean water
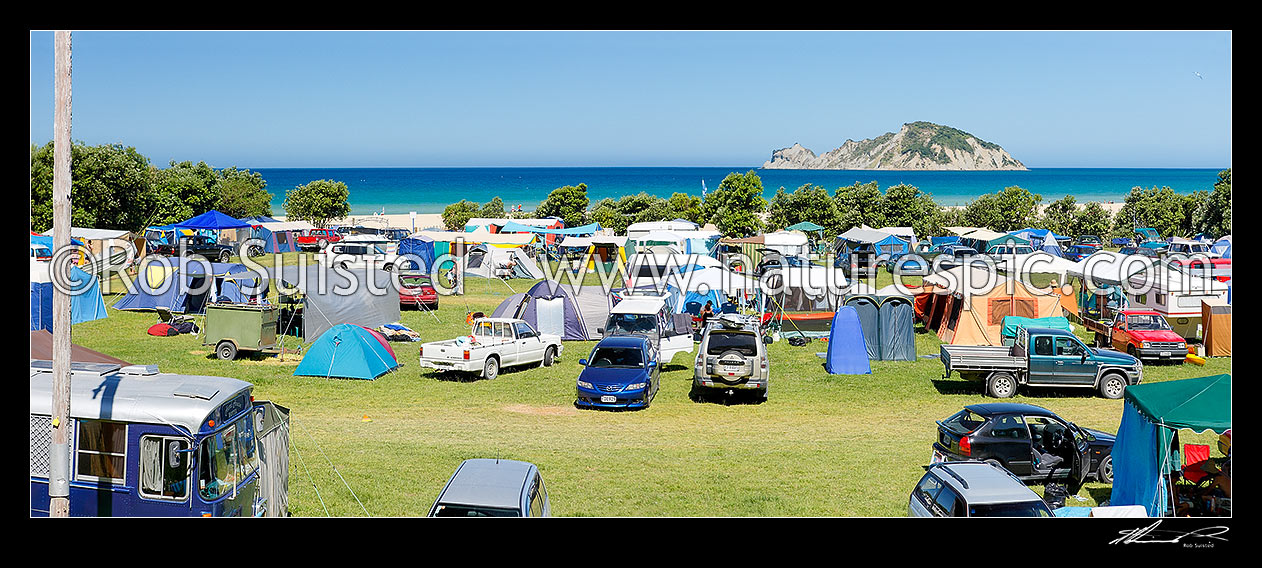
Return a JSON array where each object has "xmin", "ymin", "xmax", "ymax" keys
[{"xmin": 253, "ymin": 167, "xmax": 1224, "ymax": 215}]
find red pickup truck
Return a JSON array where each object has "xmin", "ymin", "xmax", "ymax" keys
[
  {"xmin": 296, "ymin": 228, "xmax": 342, "ymax": 251},
  {"xmin": 1106, "ymin": 309, "xmax": 1187, "ymax": 362}
]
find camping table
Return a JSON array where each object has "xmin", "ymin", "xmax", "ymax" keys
[{"xmin": 203, "ymin": 303, "xmax": 280, "ymax": 360}]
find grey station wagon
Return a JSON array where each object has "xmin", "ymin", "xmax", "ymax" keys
[
  {"xmin": 908, "ymin": 461, "xmax": 1053, "ymax": 518},
  {"xmin": 428, "ymin": 459, "xmax": 550, "ymax": 517}
]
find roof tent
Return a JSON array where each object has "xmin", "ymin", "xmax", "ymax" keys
[
  {"xmin": 824, "ymin": 306, "xmax": 872, "ymax": 374},
  {"xmin": 272, "ymin": 264, "xmax": 401, "ymax": 342},
  {"xmin": 30, "ymin": 262, "xmax": 108, "ymax": 331},
  {"xmin": 1110, "ymin": 374, "xmax": 1231, "ymax": 517},
  {"xmin": 292, "ymin": 323, "xmax": 399, "ymax": 380},
  {"xmin": 518, "ymin": 280, "xmax": 590, "ymax": 341},
  {"xmin": 113, "ymin": 259, "xmax": 267, "ymax": 314}
]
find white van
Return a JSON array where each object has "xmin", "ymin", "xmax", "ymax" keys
[{"xmin": 600, "ymin": 296, "xmax": 694, "ymax": 363}]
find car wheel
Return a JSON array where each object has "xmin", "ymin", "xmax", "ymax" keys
[
  {"xmin": 483, "ymin": 357, "xmax": 499, "ymax": 380},
  {"xmin": 216, "ymin": 341, "xmax": 238, "ymax": 361},
  {"xmin": 383, "ymin": 263, "xmax": 393, "ymax": 272},
  {"xmin": 1099, "ymin": 373, "xmax": 1127, "ymax": 399},
  {"xmin": 1097, "ymin": 455, "xmax": 1113, "ymax": 484},
  {"xmin": 219, "ymin": 250, "xmax": 231, "ymax": 262},
  {"xmin": 987, "ymin": 372, "xmax": 1017, "ymax": 398},
  {"xmin": 542, "ymin": 346, "xmax": 556, "ymax": 367}
]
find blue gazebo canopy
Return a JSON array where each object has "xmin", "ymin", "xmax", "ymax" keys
[{"xmin": 173, "ymin": 210, "xmax": 252, "ymax": 230}]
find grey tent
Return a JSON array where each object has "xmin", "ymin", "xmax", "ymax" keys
[
  {"xmin": 567, "ymin": 283, "xmax": 612, "ymax": 339},
  {"xmin": 465, "ymin": 245, "xmax": 545, "ymax": 279},
  {"xmin": 518, "ymin": 280, "xmax": 590, "ymax": 341},
  {"xmin": 273, "ymin": 265, "xmax": 401, "ymax": 342},
  {"xmin": 492, "ymin": 292, "xmax": 530, "ymax": 319},
  {"xmin": 843, "ymin": 288, "xmax": 916, "ymax": 361}
]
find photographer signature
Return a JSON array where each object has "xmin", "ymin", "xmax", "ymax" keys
[{"xmin": 1110, "ymin": 520, "xmax": 1229, "ymax": 545}]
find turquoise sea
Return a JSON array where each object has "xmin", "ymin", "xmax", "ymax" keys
[{"xmin": 254, "ymin": 167, "xmax": 1224, "ymax": 215}]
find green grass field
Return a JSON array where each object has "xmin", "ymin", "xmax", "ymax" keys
[{"xmin": 70, "ymin": 254, "xmax": 1231, "ymax": 517}]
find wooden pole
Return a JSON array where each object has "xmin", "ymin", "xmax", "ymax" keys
[{"xmin": 50, "ymin": 30, "xmax": 73, "ymax": 518}]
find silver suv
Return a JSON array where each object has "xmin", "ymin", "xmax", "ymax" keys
[
  {"xmin": 692, "ymin": 314, "xmax": 769, "ymax": 402},
  {"xmin": 908, "ymin": 461, "xmax": 1052, "ymax": 517}
]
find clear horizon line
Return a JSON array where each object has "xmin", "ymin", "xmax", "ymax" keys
[{"xmin": 241, "ymin": 164, "xmax": 1230, "ymax": 170}]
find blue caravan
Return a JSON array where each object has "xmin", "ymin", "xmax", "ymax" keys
[{"xmin": 29, "ymin": 360, "xmax": 290, "ymax": 517}]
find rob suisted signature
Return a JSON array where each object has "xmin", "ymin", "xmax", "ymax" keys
[{"xmin": 1110, "ymin": 520, "xmax": 1229, "ymax": 546}]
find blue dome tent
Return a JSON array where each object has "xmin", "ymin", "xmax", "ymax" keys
[{"xmin": 293, "ymin": 323, "xmax": 399, "ymax": 380}]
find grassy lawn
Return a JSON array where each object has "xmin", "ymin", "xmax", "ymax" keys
[{"xmin": 70, "ymin": 253, "xmax": 1231, "ymax": 517}]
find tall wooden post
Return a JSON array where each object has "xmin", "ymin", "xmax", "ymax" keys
[{"xmin": 50, "ymin": 30, "xmax": 73, "ymax": 518}]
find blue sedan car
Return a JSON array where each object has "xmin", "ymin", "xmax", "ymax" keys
[{"xmin": 575, "ymin": 336, "xmax": 660, "ymax": 410}]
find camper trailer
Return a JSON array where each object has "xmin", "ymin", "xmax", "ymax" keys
[
  {"xmin": 1125, "ymin": 267, "xmax": 1230, "ymax": 340},
  {"xmin": 29, "ymin": 361, "xmax": 290, "ymax": 517}
]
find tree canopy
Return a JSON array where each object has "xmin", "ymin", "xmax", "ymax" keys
[
  {"xmin": 283, "ymin": 179, "xmax": 351, "ymax": 228},
  {"xmin": 535, "ymin": 183, "xmax": 590, "ymax": 227},
  {"xmin": 701, "ymin": 171, "xmax": 766, "ymax": 237}
]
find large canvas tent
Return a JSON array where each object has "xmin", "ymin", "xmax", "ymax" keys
[
  {"xmin": 824, "ymin": 306, "xmax": 872, "ymax": 375},
  {"xmin": 272, "ymin": 265, "xmax": 401, "ymax": 342},
  {"xmin": 113, "ymin": 259, "xmax": 267, "ymax": 313},
  {"xmin": 1110, "ymin": 374, "xmax": 1231, "ymax": 517},
  {"xmin": 30, "ymin": 262, "xmax": 108, "ymax": 331},
  {"xmin": 917, "ymin": 265, "xmax": 1063, "ymax": 346},
  {"xmin": 292, "ymin": 323, "xmax": 399, "ymax": 380}
]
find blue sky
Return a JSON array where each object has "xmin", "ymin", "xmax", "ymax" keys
[{"xmin": 29, "ymin": 31, "xmax": 1231, "ymax": 168}]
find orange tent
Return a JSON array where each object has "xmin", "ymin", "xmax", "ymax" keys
[
  {"xmin": 922, "ymin": 266, "xmax": 1064, "ymax": 346},
  {"xmin": 1201, "ymin": 297, "xmax": 1231, "ymax": 357}
]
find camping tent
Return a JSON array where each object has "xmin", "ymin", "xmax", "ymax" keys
[
  {"xmin": 517, "ymin": 280, "xmax": 590, "ymax": 341},
  {"xmin": 1201, "ymin": 297, "xmax": 1231, "ymax": 357},
  {"xmin": 918, "ymin": 265, "xmax": 1063, "ymax": 346},
  {"xmin": 113, "ymin": 259, "xmax": 267, "ymax": 313},
  {"xmin": 464, "ymin": 244, "xmax": 544, "ymax": 279},
  {"xmin": 172, "ymin": 210, "xmax": 252, "ymax": 231},
  {"xmin": 824, "ymin": 306, "xmax": 872, "ymax": 375},
  {"xmin": 1110, "ymin": 374, "xmax": 1231, "ymax": 517},
  {"xmin": 558, "ymin": 235, "xmax": 632, "ymax": 273},
  {"xmin": 491, "ymin": 292, "xmax": 530, "ymax": 319},
  {"xmin": 1211, "ymin": 235, "xmax": 1231, "ymax": 259},
  {"xmin": 272, "ymin": 265, "xmax": 401, "ymax": 342},
  {"xmin": 250, "ymin": 221, "xmax": 314, "ymax": 253},
  {"xmin": 398, "ymin": 233, "xmax": 438, "ymax": 275},
  {"xmin": 292, "ymin": 323, "xmax": 399, "ymax": 380},
  {"xmin": 30, "ymin": 261, "xmax": 108, "ymax": 331}
]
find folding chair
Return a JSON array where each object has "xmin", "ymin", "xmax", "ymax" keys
[
  {"xmin": 156, "ymin": 307, "xmax": 193, "ymax": 327},
  {"xmin": 1181, "ymin": 444, "xmax": 1212, "ymax": 485}
]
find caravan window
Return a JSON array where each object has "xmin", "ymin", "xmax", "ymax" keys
[
  {"xmin": 140, "ymin": 436, "xmax": 190, "ymax": 501},
  {"xmin": 76, "ymin": 421, "xmax": 127, "ymax": 484}
]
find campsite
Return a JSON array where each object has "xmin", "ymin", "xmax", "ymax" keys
[{"xmin": 44, "ymin": 222, "xmax": 1230, "ymax": 516}]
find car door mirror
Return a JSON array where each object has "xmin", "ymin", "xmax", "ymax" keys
[
  {"xmin": 647, "ymin": 361, "xmax": 657, "ymax": 369},
  {"xmin": 596, "ymin": 328, "xmax": 604, "ymax": 335},
  {"xmin": 578, "ymin": 358, "xmax": 588, "ymax": 366}
]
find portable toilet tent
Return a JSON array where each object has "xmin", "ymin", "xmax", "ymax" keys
[
  {"xmin": 1201, "ymin": 297, "xmax": 1231, "ymax": 357},
  {"xmin": 518, "ymin": 280, "xmax": 590, "ymax": 340},
  {"xmin": 292, "ymin": 323, "xmax": 399, "ymax": 380},
  {"xmin": 824, "ymin": 306, "xmax": 871, "ymax": 375},
  {"xmin": 30, "ymin": 262, "xmax": 108, "ymax": 331},
  {"xmin": 843, "ymin": 288, "xmax": 916, "ymax": 361}
]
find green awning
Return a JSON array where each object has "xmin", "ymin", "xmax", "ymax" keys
[{"xmin": 1124, "ymin": 374, "xmax": 1231, "ymax": 433}]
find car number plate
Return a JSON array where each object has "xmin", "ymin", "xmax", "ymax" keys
[
  {"xmin": 600, "ymin": 395, "xmax": 617, "ymax": 403},
  {"xmin": 1160, "ymin": 351, "xmax": 1171, "ymax": 357}
]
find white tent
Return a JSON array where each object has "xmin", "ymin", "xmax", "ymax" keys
[
  {"xmin": 762, "ymin": 231, "xmax": 810, "ymax": 256},
  {"xmin": 464, "ymin": 245, "xmax": 544, "ymax": 279}
]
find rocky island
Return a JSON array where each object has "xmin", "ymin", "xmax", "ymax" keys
[{"xmin": 763, "ymin": 122, "xmax": 1027, "ymax": 170}]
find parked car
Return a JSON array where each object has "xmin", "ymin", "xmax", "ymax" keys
[
  {"xmin": 1074, "ymin": 235, "xmax": 1103, "ymax": 248},
  {"xmin": 150, "ymin": 234, "xmax": 234, "ymax": 262},
  {"xmin": 575, "ymin": 335, "xmax": 661, "ymax": 410},
  {"xmin": 886, "ymin": 254, "xmax": 929, "ymax": 276},
  {"xmin": 321, "ymin": 239, "xmax": 409, "ymax": 271},
  {"xmin": 398, "ymin": 273, "xmax": 439, "ymax": 310},
  {"xmin": 419, "ymin": 318, "xmax": 562, "ymax": 380},
  {"xmin": 428, "ymin": 459, "xmax": 550, "ymax": 517},
  {"xmin": 691, "ymin": 314, "xmax": 769, "ymax": 401},
  {"xmin": 1099, "ymin": 309, "xmax": 1187, "ymax": 362},
  {"xmin": 1062, "ymin": 244, "xmax": 1098, "ymax": 261},
  {"xmin": 930, "ymin": 403, "xmax": 1114, "ymax": 485},
  {"xmin": 1166, "ymin": 240, "xmax": 1220, "ymax": 259},
  {"xmin": 30, "ymin": 243, "xmax": 52, "ymax": 261},
  {"xmin": 295, "ymin": 228, "xmax": 342, "ymax": 251},
  {"xmin": 939, "ymin": 327, "xmax": 1143, "ymax": 399},
  {"xmin": 754, "ymin": 248, "xmax": 806, "ymax": 277},
  {"xmin": 908, "ymin": 461, "xmax": 1054, "ymax": 517},
  {"xmin": 926, "ymin": 244, "xmax": 979, "ymax": 270},
  {"xmin": 384, "ymin": 228, "xmax": 411, "ymax": 241}
]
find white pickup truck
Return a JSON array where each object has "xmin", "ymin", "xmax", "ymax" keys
[{"xmin": 419, "ymin": 318, "xmax": 563, "ymax": 380}]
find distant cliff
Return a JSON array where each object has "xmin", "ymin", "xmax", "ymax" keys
[{"xmin": 763, "ymin": 122, "xmax": 1027, "ymax": 170}]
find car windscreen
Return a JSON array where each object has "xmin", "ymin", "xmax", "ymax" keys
[
  {"xmin": 431, "ymin": 504, "xmax": 521, "ymax": 517},
  {"xmin": 940, "ymin": 409, "xmax": 988, "ymax": 435},
  {"xmin": 1127, "ymin": 314, "xmax": 1172, "ymax": 331},
  {"xmin": 968, "ymin": 500, "xmax": 1052, "ymax": 517},
  {"xmin": 606, "ymin": 313, "xmax": 658, "ymax": 335},
  {"xmin": 401, "ymin": 276, "xmax": 430, "ymax": 288},
  {"xmin": 706, "ymin": 331, "xmax": 758, "ymax": 356},
  {"xmin": 588, "ymin": 347, "xmax": 644, "ymax": 368}
]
